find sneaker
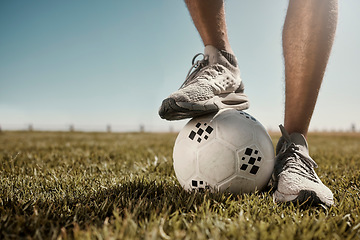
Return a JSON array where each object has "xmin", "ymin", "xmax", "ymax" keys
[
  {"xmin": 272, "ymin": 125, "xmax": 334, "ymax": 206},
  {"xmin": 159, "ymin": 45, "xmax": 249, "ymax": 120}
]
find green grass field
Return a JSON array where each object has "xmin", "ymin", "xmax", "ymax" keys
[{"xmin": 0, "ymin": 131, "xmax": 359, "ymax": 239}]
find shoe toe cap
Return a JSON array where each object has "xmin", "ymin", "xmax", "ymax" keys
[{"xmin": 274, "ymin": 173, "xmax": 334, "ymax": 206}]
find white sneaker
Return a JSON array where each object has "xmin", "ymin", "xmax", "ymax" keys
[
  {"xmin": 272, "ymin": 125, "xmax": 334, "ymax": 206},
  {"xmin": 159, "ymin": 45, "xmax": 249, "ymax": 120}
]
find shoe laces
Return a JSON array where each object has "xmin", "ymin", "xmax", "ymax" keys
[
  {"xmin": 180, "ymin": 53, "xmax": 208, "ymax": 89},
  {"xmin": 180, "ymin": 53, "xmax": 226, "ymax": 90},
  {"xmin": 276, "ymin": 125, "xmax": 319, "ymax": 183}
]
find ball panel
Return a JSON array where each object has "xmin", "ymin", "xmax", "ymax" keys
[
  {"xmin": 238, "ymin": 111, "xmax": 258, "ymax": 123},
  {"xmin": 185, "ymin": 177, "xmax": 213, "ymax": 191},
  {"xmin": 173, "ymin": 138, "xmax": 197, "ymax": 182},
  {"xmin": 251, "ymin": 123, "xmax": 275, "ymax": 189},
  {"xmin": 198, "ymin": 141, "xmax": 236, "ymax": 183},
  {"xmin": 252, "ymin": 147, "xmax": 275, "ymax": 189},
  {"xmin": 253, "ymin": 122, "xmax": 275, "ymax": 161},
  {"xmin": 216, "ymin": 110, "xmax": 255, "ymax": 149},
  {"xmin": 179, "ymin": 120, "xmax": 216, "ymax": 146},
  {"xmin": 218, "ymin": 176, "xmax": 256, "ymax": 194},
  {"xmin": 237, "ymin": 145, "xmax": 264, "ymax": 177}
]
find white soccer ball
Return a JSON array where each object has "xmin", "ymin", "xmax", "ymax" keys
[{"xmin": 173, "ymin": 109, "xmax": 275, "ymax": 194}]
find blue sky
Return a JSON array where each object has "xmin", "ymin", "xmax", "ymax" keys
[{"xmin": 1, "ymin": 0, "xmax": 359, "ymax": 132}]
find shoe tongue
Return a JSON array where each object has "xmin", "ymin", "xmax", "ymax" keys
[
  {"xmin": 290, "ymin": 133, "xmax": 318, "ymax": 168},
  {"xmin": 204, "ymin": 45, "xmax": 222, "ymax": 65},
  {"xmin": 290, "ymin": 132, "xmax": 310, "ymax": 156}
]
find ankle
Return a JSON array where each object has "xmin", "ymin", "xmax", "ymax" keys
[{"xmin": 220, "ymin": 50, "xmax": 238, "ymax": 67}]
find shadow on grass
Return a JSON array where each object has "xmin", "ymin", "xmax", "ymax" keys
[
  {"xmin": 1, "ymin": 177, "xmax": 331, "ymax": 239},
  {"xmin": 0, "ymin": 178, "xmax": 248, "ymax": 239}
]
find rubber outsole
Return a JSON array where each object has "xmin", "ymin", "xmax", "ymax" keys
[
  {"xmin": 292, "ymin": 190, "xmax": 324, "ymax": 206},
  {"xmin": 159, "ymin": 93, "xmax": 249, "ymax": 120},
  {"xmin": 159, "ymin": 98, "xmax": 219, "ymax": 120},
  {"xmin": 274, "ymin": 189, "xmax": 332, "ymax": 207}
]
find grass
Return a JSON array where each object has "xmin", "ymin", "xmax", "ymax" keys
[{"xmin": 0, "ymin": 130, "xmax": 359, "ymax": 239}]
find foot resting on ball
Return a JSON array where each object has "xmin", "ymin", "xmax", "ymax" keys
[
  {"xmin": 159, "ymin": 45, "xmax": 249, "ymax": 121},
  {"xmin": 272, "ymin": 125, "xmax": 334, "ymax": 206}
]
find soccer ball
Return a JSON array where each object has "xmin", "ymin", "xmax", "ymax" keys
[{"xmin": 173, "ymin": 109, "xmax": 275, "ymax": 194}]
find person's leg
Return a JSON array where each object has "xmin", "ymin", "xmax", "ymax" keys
[
  {"xmin": 273, "ymin": 0, "xmax": 338, "ymax": 206},
  {"xmin": 159, "ymin": 0, "xmax": 249, "ymax": 120},
  {"xmin": 185, "ymin": 0, "xmax": 233, "ymax": 54},
  {"xmin": 283, "ymin": 0, "xmax": 338, "ymax": 136}
]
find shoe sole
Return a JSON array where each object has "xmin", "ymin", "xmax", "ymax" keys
[
  {"xmin": 159, "ymin": 92, "xmax": 250, "ymax": 120},
  {"xmin": 274, "ymin": 189, "xmax": 333, "ymax": 206}
]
